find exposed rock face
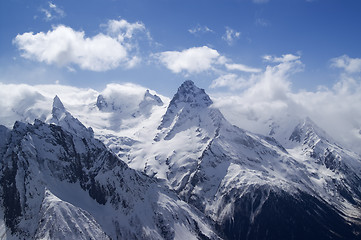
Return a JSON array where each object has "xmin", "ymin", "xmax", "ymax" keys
[{"xmin": 0, "ymin": 97, "xmax": 219, "ymax": 240}]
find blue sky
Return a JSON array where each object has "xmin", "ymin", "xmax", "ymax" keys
[{"xmin": 1, "ymin": 0, "xmax": 361, "ymax": 96}]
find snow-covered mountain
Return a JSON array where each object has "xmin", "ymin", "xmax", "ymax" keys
[
  {"xmin": 1, "ymin": 80, "xmax": 361, "ymax": 239},
  {"xmin": 0, "ymin": 97, "xmax": 220, "ymax": 239},
  {"xmin": 126, "ymin": 80, "xmax": 361, "ymax": 240},
  {"xmin": 269, "ymin": 117, "xmax": 361, "ymax": 213}
]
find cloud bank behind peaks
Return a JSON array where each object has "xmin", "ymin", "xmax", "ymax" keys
[
  {"xmin": 211, "ymin": 54, "xmax": 361, "ymax": 154},
  {"xmin": 13, "ymin": 19, "xmax": 149, "ymax": 71}
]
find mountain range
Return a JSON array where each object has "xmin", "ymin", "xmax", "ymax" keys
[{"xmin": 0, "ymin": 80, "xmax": 360, "ymax": 239}]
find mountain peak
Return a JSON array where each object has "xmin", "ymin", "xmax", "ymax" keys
[
  {"xmin": 288, "ymin": 116, "xmax": 332, "ymax": 145},
  {"xmin": 157, "ymin": 80, "xmax": 222, "ymax": 137},
  {"xmin": 53, "ymin": 95, "xmax": 65, "ymax": 111},
  {"xmin": 180, "ymin": 80, "xmax": 196, "ymax": 89},
  {"xmin": 52, "ymin": 95, "xmax": 66, "ymax": 120},
  {"xmin": 49, "ymin": 95, "xmax": 94, "ymax": 138},
  {"xmin": 170, "ymin": 80, "xmax": 212, "ymax": 108},
  {"xmin": 142, "ymin": 89, "xmax": 163, "ymax": 106}
]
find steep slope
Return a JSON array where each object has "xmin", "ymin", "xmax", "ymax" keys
[
  {"xmin": 273, "ymin": 117, "xmax": 361, "ymax": 214},
  {"xmin": 128, "ymin": 80, "xmax": 223, "ymax": 191},
  {"xmin": 0, "ymin": 97, "xmax": 220, "ymax": 240},
  {"xmin": 127, "ymin": 80, "xmax": 361, "ymax": 240}
]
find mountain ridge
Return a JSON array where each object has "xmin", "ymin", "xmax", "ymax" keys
[{"xmin": 0, "ymin": 80, "xmax": 361, "ymax": 239}]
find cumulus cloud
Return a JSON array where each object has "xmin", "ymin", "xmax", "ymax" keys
[
  {"xmin": 222, "ymin": 27, "xmax": 241, "ymax": 45},
  {"xmin": 154, "ymin": 46, "xmax": 221, "ymax": 74},
  {"xmin": 40, "ymin": 2, "xmax": 65, "ymax": 21},
  {"xmin": 330, "ymin": 55, "xmax": 361, "ymax": 73},
  {"xmin": 154, "ymin": 46, "xmax": 261, "ymax": 75},
  {"xmin": 13, "ymin": 19, "xmax": 150, "ymax": 71},
  {"xmin": 188, "ymin": 25, "xmax": 214, "ymax": 35},
  {"xmin": 211, "ymin": 54, "xmax": 361, "ymax": 154}
]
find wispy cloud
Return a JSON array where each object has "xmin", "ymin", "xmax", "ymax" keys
[
  {"xmin": 210, "ymin": 74, "xmax": 254, "ymax": 90},
  {"xmin": 105, "ymin": 19, "xmax": 151, "ymax": 42},
  {"xmin": 255, "ymin": 18, "xmax": 270, "ymax": 27},
  {"xmin": 225, "ymin": 63, "xmax": 262, "ymax": 73},
  {"xmin": 40, "ymin": 2, "xmax": 65, "ymax": 21},
  {"xmin": 188, "ymin": 25, "xmax": 214, "ymax": 35},
  {"xmin": 263, "ymin": 54, "xmax": 301, "ymax": 63},
  {"xmin": 13, "ymin": 19, "xmax": 150, "ymax": 71},
  {"xmin": 222, "ymin": 27, "xmax": 241, "ymax": 46}
]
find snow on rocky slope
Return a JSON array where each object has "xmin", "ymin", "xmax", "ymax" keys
[
  {"xmin": 0, "ymin": 96, "xmax": 220, "ymax": 240},
  {"xmin": 1, "ymin": 80, "xmax": 361, "ymax": 239},
  {"xmin": 268, "ymin": 117, "xmax": 361, "ymax": 217},
  {"xmin": 126, "ymin": 80, "xmax": 361, "ymax": 240}
]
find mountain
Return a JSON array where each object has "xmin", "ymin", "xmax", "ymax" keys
[
  {"xmin": 1, "ymin": 81, "xmax": 361, "ymax": 239},
  {"xmin": 0, "ymin": 97, "xmax": 220, "ymax": 239},
  {"xmin": 271, "ymin": 117, "xmax": 361, "ymax": 212},
  {"xmin": 127, "ymin": 80, "xmax": 361, "ymax": 240}
]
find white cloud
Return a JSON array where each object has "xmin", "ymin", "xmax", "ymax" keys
[
  {"xmin": 106, "ymin": 19, "xmax": 150, "ymax": 42},
  {"xmin": 13, "ymin": 19, "xmax": 150, "ymax": 71},
  {"xmin": 14, "ymin": 25, "xmax": 127, "ymax": 71},
  {"xmin": 188, "ymin": 25, "xmax": 214, "ymax": 35},
  {"xmin": 211, "ymin": 54, "xmax": 361, "ymax": 154},
  {"xmin": 0, "ymin": 82, "xmax": 169, "ymax": 134},
  {"xmin": 225, "ymin": 63, "xmax": 262, "ymax": 73},
  {"xmin": 154, "ymin": 46, "xmax": 220, "ymax": 74},
  {"xmin": 155, "ymin": 46, "xmax": 262, "ymax": 77},
  {"xmin": 263, "ymin": 54, "xmax": 301, "ymax": 63},
  {"xmin": 211, "ymin": 54, "xmax": 301, "ymax": 92},
  {"xmin": 330, "ymin": 55, "xmax": 361, "ymax": 73},
  {"xmin": 40, "ymin": 2, "xmax": 65, "ymax": 21},
  {"xmin": 222, "ymin": 27, "xmax": 241, "ymax": 45},
  {"xmin": 210, "ymin": 74, "xmax": 254, "ymax": 90}
]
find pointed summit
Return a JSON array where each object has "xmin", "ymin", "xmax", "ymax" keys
[
  {"xmin": 157, "ymin": 80, "xmax": 224, "ymax": 141},
  {"xmin": 170, "ymin": 80, "xmax": 212, "ymax": 108},
  {"xmin": 159, "ymin": 80, "xmax": 215, "ymax": 130},
  {"xmin": 140, "ymin": 90, "xmax": 163, "ymax": 107},
  {"xmin": 96, "ymin": 94, "xmax": 108, "ymax": 111},
  {"xmin": 49, "ymin": 95, "xmax": 94, "ymax": 138},
  {"xmin": 53, "ymin": 95, "xmax": 65, "ymax": 109},
  {"xmin": 52, "ymin": 95, "xmax": 66, "ymax": 121},
  {"xmin": 289, "ymin": 117, "xmax": 331, "ymax": 144}
]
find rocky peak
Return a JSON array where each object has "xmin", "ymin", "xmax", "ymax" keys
[
  {"xmin": 52, "ymin": 95, "xmax": 66, "ymax": 121},
  {"xmin": 96, "ymin": 94, "xmax": 108, "ymax": 111},
  {"xmin": 289, "ymin": 117, "xmax": 331, "ymax": 144},
  {"xmin": 49, "ymin": 96, "xmax": 94, "ymax": 139},
  {"xmin": 139, "ymin": 90, "xmax": 163, "ymax": 108},
  {"xmin": 169, "ymin": 80, "xmax": 212, "ymax": 108}
]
